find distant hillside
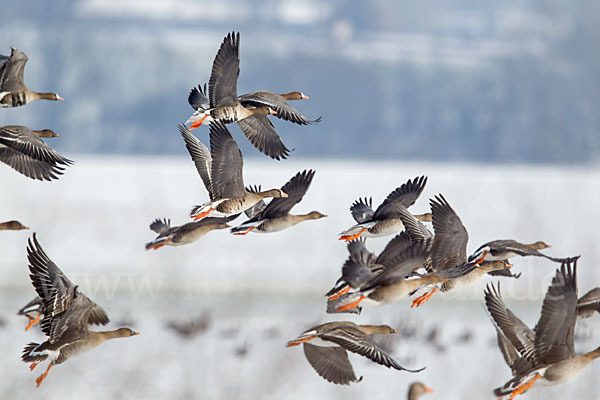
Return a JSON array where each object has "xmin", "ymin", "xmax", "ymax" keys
[{"xmin": 1, "ymin": 0, "xmax": 599, "ymax": 163}]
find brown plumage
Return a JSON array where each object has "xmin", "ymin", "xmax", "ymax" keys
[
  {"xmin": 408, "ymin": 382, "xmax": 433, "ymax": 400},
  {"xmin": 21, "ymin": 234, "xmax": 138, "ymax": 387},
  {"xmin": 231, "ymin": 169, "xmax": 326, "ymax": 235},
  {"xmin": 179, "ymin": 123, "xmax": 286, "ymax": 220},
  {"xmin": 339, "ymin": 176, "xmax": 430, "ymax": 241},
  {"xmin": 145, "ymin": 216, "xmax": 234, "ymax": 250},
  {"xmin": 0, "ymin": 47, "xmax": 63, "ymax": 108},
  {"xmin": 0, "ymin": 125, "xmax": 73, "ymax": 181},
  {"xmin": 0, "ymin": 220, "xmax": 29, "ymax": 230},
  {"xmin": 486, "ymin": 259, "xmax": 600, "ymax": 399}
]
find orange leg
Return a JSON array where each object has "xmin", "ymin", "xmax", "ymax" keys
[
  {"xmin": 149, "ymin": 238, "xmax": 171, "ymax": 250},
  {"xmin": 189, "ymin": 114, "xmax": 209, "ymax": 130},
  {"xmin": 25, "ymin": 312, "xmax": 42, "ymax": 331},
  {"xmin": 193, "ymin": 208, "xmax": 213, "ymax": 221},
  {"xmin": 507, "ymin": 373, "xmax": 540, "ymax": 400},
  {"xmin": 286, "ymin": 335, "xmax": 317, "ymax": 347},
  {"xmin": 35, "ymin": 364, "xmax": 52, "ymax": 387},
  {"xmin": 29, "ymin": 362, "xmax": 38, "ymax": 371},
  {"xmin": 474, "ymin": 250, "xmax": 489, "ymax": 265},
  {"xmin": 233, "ymin": 226, "xmax": 255, "ymax": 236},
  {"xmin": 336, "ymin": 295, "xmax": 366, "ymax": 312},
  {"xmin": 328, "ymin": 285, "xmax": 350, "ymax": 300},
  {"xmin": 411, "ymin": 287, "xmax": 438, "ymax": 308},
  {"xmin": 339, "ymin": 228, "xmax": 366, "ymax": 242}
]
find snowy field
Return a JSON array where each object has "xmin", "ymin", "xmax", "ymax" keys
[{"xmin": 1, "ymin": 156, "xmax": 599, "ymax": 399}]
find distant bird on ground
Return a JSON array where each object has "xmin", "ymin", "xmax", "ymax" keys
[
  {"xmin": 145, "ymin": 216, "xmax": 234, "ymax": 250},
  {"xmin": 408, "ymin": 381, "xmax": 433, "ymax": 400},
  {"xmin": 0, "ymin": 125, "xmax": 72, "ymax": 181},
  {"xmin": 179, "ymin": 123, "xmax": 287, "ymax": 221},
  {"xmin": 468, "ymin": 239, "xmax": 567, "ymax": 264},
  {"xmin": 166, "ymin": 312, "xmax": 211, "ymax": 339},
  {"xmin": 187, "ymin": 32, "xmax": 319, "ymax": 160},
  {"xmin": 485, "ymin": 260, "xmax": 600, "ymax": 399},
  {"xmin": 21, "ymin": 234, "xmax": 138, "ymax": 387},
  {"xmin": 0, "ymin": 220, "xmax": 29, "ymax": 230},
  {"xmin": 17, "ymin": 296, "xmax": 44, "ymax": 331},
  {"xmin": 287, "ymin": 321, "xmax": 424, "ymax": 385},
  {"xmin": 400, "ymin": 195, "xmax": 512, "ymax": 307},
  {"xmin": 231, "ymin": 169, "xmax": 326, "ymax": 235},
  {"xmin": 338, "ymin": 176, "xmax": 431, "ymax": 242},
  {"xmin": 0, "ymin": 47, "xmax": 63, "ymax": 108}
]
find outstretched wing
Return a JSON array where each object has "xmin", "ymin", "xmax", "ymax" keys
[
  {"xmin": 178, "ymin": 124, "xmax": 213, "ymax": 198},
  {"xmin": 239, "ymin": 91, "xmax": 320, "ymax": 125},
  {"xmin": 430, "ymin": 194, "xmax": 468, "ymax": 271},
  {"xmin": 350, "ymin": 197, "xmax": 374, "ymax": 224},
  {"xmin": 302, "ymin": 343, "xmax": 359, "ymax": 385},
  {"xmin": 534, "ymin": 261, "xmax": 578, "ymax": 365},
  {"xmin": 321, "ymin": 325, "xmax": 424, "ymax": 372},
  {"xmin": 259, "ymin": 169, "xmax": 315, "ymax": 219},
  {"xmin": 236, "ymin": 115, "xmax": 290, "ymax": 160},
  {"xmin": 208, "ymin": 121, "xmax": 245, "ymax": 199},
  {"xmin": 208, "ymin": 32, "xmax": 239, "ymax": 108},
  {"xmin": 0, "ymin": 47, "xmax": 27, "ymax": 91},
  {"xmin": 372, "ymin": 176, "xmax": 427, "ymax": 220},
  {"xmin": 484, "ymin": 283, "xmax": 536, "ymax": 364}
]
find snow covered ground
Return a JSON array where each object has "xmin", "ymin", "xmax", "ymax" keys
[{"xmin": 1, "ymin": 157, "xmax": 599, "ymax": 399}]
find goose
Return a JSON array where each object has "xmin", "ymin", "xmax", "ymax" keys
[
  {"xmin": 145, "ymin": 216, "xmax": 234, "ymax": 250},
  {"xmin": 287, "ymin": 321, "xmax": 424, "ymax": 385},
  {"xmin": 338, "ymin": 176, "xmax": 431, "ymax": 242},
  {"xmin": 398, "ymin": 195, "xmax": 513, "ymax": 307},
  {"xmin": 0, "ymin": 47, "xmax": 63, "ymax": 107},
  {"xmin": 186, "ymin": 82, "xmax": 318, "ymax": 130},
  {"xmin": 408, "ymin": 382, "xmax": 434, "ymax": 400},
  {"xmin": 0, "ymin": 220, "xmax": 29, "ymax": 230},
  {"xmin": 0, "ymin": 125, "xmax": 73, "ymax": 181},
  {"xmin": 21, "ymin": 234, "xmax": 138, "ymax": 387},
  {"xmin": 485, "ymin": 260, "xmax": 599, "ymax": 399},
  {"xmin": 326, "ymin": 233, "xmax": 475, "ymax": 314},
  {"xmin": 231, "ymin": 169, "xmax": 326, "ymax": 235},
  {"xmin": 179, "ymin": 123, "xmax": 286, "ymax": 220},
  {"xmin": 468, "ymin": 239, "xmax": 566, "ymax": 264}
]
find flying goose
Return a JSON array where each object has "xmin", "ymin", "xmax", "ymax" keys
[
  {"xmin": 287, "ymin": 321, "xmax": 424, "ymax": 385},
  {"xmin": 0, "ymin": 47, "xmax": 63, "ymax": 107},
  {"xmin": 231, "ymin": 169, "xmax": 326, "ymax": 235},
  {"xmin": 179, "ymin": 123, "xmax": 286, "ymax": 220},
  {"xmin": 0, "ymin": 125, "xmax": 73, "ymax": 181},
  {"xmin": 338, "ymin": 176, "xmax": 431, "ymax": 242},
  {"xmin": 21, "ymin": 234, "xmax": 138, "ymax": 387},
  {"xmin": 485, "ymin": 260, "xmax": 599, "ymax": 399}
]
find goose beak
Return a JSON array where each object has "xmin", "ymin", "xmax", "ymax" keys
[
  {"xmin": 281, "ymin": 191, "xmax": 288, "ymax": 198},
  {"xmin": 57, "ymin": 95, "xmax": 64, "ymax": 101},
  {"xmin": 301, "ymin": 94, "xmax": 309, "ymax": 99},
  {"xmin": 269, "ymin": 108, "xmax": 277, "ymax": 115},
  {"xmin": 133, "ymin": 331, "xmax": 140, "ymax": 336},
  {"xmin": 425, "ymin": 387, "xmax": 433, "ymax": 393},
  {"xmin": 392, "ymin": 329, "xmax": 398, "ymax": 334},
  {"xmin": 24, "ymin": 226, "xmax": 30, "ymax": 230}
]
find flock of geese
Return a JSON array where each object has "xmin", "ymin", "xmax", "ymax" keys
[{"xmin": 2, "ymin": 31, "xmax": 600, "ymax": 399}]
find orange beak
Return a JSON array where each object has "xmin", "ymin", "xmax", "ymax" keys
[
  {"xmin": 57, "ymin": 95, "xmax": 64, "ymax": 101},
  {"xmin": 425, "ymin": 387, "xmax": 433, "ymax": 393},
  {"xmin": 301, "ymin": 94, "xmax": 309, "ymax": 99}
]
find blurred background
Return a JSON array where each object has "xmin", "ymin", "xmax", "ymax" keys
[{"xmin": 1, "ymin": 1, "xmax": 600, "ymax": 399}]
